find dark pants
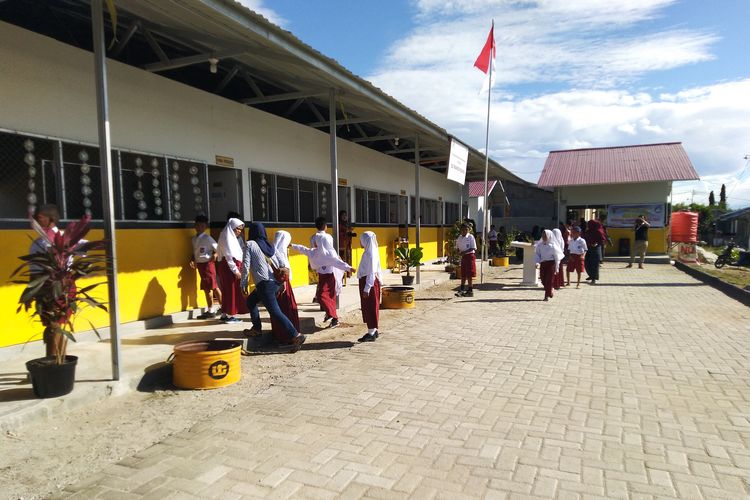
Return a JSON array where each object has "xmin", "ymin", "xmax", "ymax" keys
[
  {"xmin": 246, "ymin": 280, "xmax": 298, "ymax": 341},
  {"xmin": 585, "ymin": 246, "xmax": 601, "ymax": 280}
]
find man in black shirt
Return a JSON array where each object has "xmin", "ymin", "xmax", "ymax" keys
[{"xmin": 627, "ymin": 215, "xmax": 650, "ymax": 269}]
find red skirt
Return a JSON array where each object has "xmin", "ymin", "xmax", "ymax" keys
[
  {"xmin": 217, "ymin": 258, "xmax": 248, "ymax": 316},
  {"xmin": 196, "ymin": 261, "xmax": 218, "ymax": 291},
  {"xmin": 271, "ymin": 273, "xmax": 300, "ymax": 344},
  {"xmin": 317, "ymin": 272, "xmax": 338, "ymax": 319},
  {"xmin": 554, "ymin": 261, "xmax": 565, "ymax": 289},
  {"xmin": 359, "ymin": 277, "xmax": 380, "ymax": 329},
  {"xmin": 461, "ymin": 253, "xmax": 477, "ymax": 278},
  {"xmin": 539, "ymin": 260, "xmax": 556, "ymax": 299}
]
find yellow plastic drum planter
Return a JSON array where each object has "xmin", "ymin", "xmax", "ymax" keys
[
  {"xmin": 381, "ymin": 286, "xmax": 415, "ymax": 309},
  {"xmin": 172, "ymin": 339, "xmax": 242, "ymax": 389},
  {"xmin": 492, "ymin": 256, "xmax": 509, "ymax": 267}
]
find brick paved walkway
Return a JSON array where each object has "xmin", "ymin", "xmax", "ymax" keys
[{"xmin": 60, "ymin": 264, "xmax": 750, "ymax": 499}]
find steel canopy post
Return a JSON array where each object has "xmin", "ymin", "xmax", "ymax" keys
[
  {"xmin": 91, "ymin": 0, "xmax": 122, "ymax": 381},
  {"xmin": 329, "ymin": 89, "xmax": 340, "ymax": 305},
  {"xmin": 415, "ymin": 135, "xmax": 421, "ymax": 285}
]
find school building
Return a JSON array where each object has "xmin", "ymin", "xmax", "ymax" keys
[
  {"xmin": 0, "ymin": 1, "xmax": 522, "ymax": 349},
  {"xmin": 537, "ymin": 143, "xmax": 700, "ymax": 255}
]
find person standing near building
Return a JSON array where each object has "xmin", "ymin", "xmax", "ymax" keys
[
  {"xmin": 626, "ymin": 214, "xmax": 650, "ymax": 269},
  {"xmin": 268, "ymin": 230, "xmax": 300, "ymax": 344},
  {"xmin": 535, "ymin": 229, "xmax": 563, "ymax": 301},
  {"xmin": 583, "ymin": 219, "xmax": 607, "ymax": 284},
  {"xmin": 566, "ymin": 226, "xmax": 588, "ymax": 288},
  {"xmin": 455, "ymin": 223, "xmax": 477, "ymax": 297},
  {"xmin": 487, "ymin": 225, "xmax": 498, "ymax": 257},
  {"xmin": 216, "ymin": 217, "xmax": 248, "ymax": 322},
  {"xmin": 338, "ymin": 210, "xmax": 356, "ymax": 271},
  {"xmin": 356, "ymin": 231, "xmax": 382, "ymax": 343},
  {"xmin": 189, "ymin": 215, "xmax": 222, "ymax": 319}
]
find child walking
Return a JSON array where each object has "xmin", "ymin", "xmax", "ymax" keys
[
  {"xmin": 189, "ymin": 215, "xmax": 222, "ymax": 319},
  {"xmin": 292, "ymin": 217, "xmax": 354, "ymax": 328},
  {"xmin": 566, "ymin": 226, "xmax": 588, "ymax": 288},
  {"xmin": 535, "ymin": 229, "xmax": 563, "ymax": 301},
  {"xmin": 216, "ymin": 217, "xmax": 248, "ymax": 322},
  {"xmin": 269, "ymin": 230, "xmax": 300, "ymax": 344},
  {"xmin": 455, "ymin": 223, "xmax": 477, "ymax": 297},
  {"xmin": 357, "ymin": 231, "xmax": 382, "ymax": 342}
]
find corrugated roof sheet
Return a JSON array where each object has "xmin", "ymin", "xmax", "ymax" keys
[
  {"xmin": 537, "ymin": 143, "xmax": 699, "ymax": 187},
  {"xmin": 468, "ymin": 180, "xmax": 498, "ymax": 197}
]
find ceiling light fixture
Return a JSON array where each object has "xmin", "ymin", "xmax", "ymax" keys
[{"xmin": 208, "ymin": 57, "xmax": 219, "ymax": 74}]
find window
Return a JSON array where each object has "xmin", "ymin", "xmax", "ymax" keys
[
  {"xmin": 379, "ymin": 193, "xmax": 388, "ymax": 223},
  {"xmin": 445, "ymin": 202, "xmax": 459, "ymax": 225},
  {"xmin": 367, "ymin": 191, "xmax": 378, "ymax": 223},
  {"xmin": 251, "ymin": 171, "xmax": 276, "ymax": 222},
  {"xmin": 317, "ymin": 182, "xmax": 331, "ymax": 221},
  {"xmin": 0, "ymin": 131, "xmax": 57, "ymax": 219},
  {"xmin": 355, "ymin": 188, "xmax": 366, "ymax": 223},
  {"xmin": 166, "ymin": 158, "xmax": 207, "ymax": 222},
  {"xmin": 120, "ymin": 152, "xmax": 166, "ymax": 221},
  {"xmin": 388, "ymin": 195, "xmax": 398, "ymax": 224},
  {"xmin": 299, "ymin": 179, "xmax": 315, "ymax": 223},
  {"xmin": 63, "ymin": 143, "xmax": 102, "ymax": 219},
  {"xmin": 276, "ymin": 175, "xmax": 297, "ymax": 222}
]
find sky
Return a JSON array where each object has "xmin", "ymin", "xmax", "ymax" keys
[{"xmin": 241, "ymin": 0, "xmax": 750, "ymax": 209}]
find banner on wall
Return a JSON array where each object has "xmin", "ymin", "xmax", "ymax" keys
[
  {"xmin": 607, "ymin": 203, "xmax": 665, "ymax": 228},
  {"xmin": 446, "ymin": 139, "xmax": 468, "ymax": 185}
]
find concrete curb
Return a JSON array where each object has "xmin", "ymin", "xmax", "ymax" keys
[{"xmin": 673, "ymin": 261, "xmax": 750, "ymax": 307}]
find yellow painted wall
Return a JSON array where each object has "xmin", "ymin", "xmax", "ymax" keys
[
  {"xmin": 606, "ymin": 227, "xmax": 668, "ymax": 254},
  {"xmin": 1, "ymin": 225, "xmax": 450, "ymax": 348}
]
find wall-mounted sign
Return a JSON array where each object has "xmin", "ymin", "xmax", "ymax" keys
[
  {"xmin": 608, "ymin": 203, "xmax": 665, "ymax": 227},
  {"xmin": 438, "ymin": 196, "xmax": 443, "ymax": 201},
  {"xmin": 338, "ymin": 178, "xmax": 348, "ymax": 186},
  {"xmin": 447, "ymin": 139, "xmax": 468, "ymax": 185},
  {"xmin": 214, "ymin": 155, "xmax": 234, "ymax": 167},
  {"xmin": 400, "ymin": 189, "xmax": 407, "ymax": 196}
]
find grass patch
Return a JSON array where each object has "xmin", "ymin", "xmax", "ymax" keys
[{"xmin": 688, "ymin": 264, "xmax": 750, "ymax": 289}]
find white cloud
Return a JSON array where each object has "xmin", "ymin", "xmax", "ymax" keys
[
  {"xmin": 234, "ymin": 0, "xmax": 286, "ymax": 26},
  {"xmin": 367, "ymin": 0, "xmax": 750, "ymax": 208}
]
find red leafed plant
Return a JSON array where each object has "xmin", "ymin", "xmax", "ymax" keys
[{"xmin": 10, "ymin": 215, "xmax": 108, "ymax": 364}]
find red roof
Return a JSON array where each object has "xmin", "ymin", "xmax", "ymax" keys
[
  {"xmin": 537, "ymin": 142, "xmax": 699, "ymax": 187},
  {"xmin": 468, "ymin": 180, "xmax": 498, "ymax": 197}
]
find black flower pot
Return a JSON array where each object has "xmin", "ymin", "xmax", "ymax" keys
[
  {"xmin": 401, "ymin": 275, "xmax": 415, "ymax": 285},
  {"xmin": 26, "ymin": 355, "xmax": 78, "ymax": 398}
]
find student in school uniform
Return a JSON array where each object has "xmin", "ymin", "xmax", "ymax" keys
[
  {"xmin": 216, "ymin": 217, "xmax": 248, "ymax": 323},
  {"xmin": 455, "ymin": 223, "xmax": 477, "ymax": 297},
  {"xmin": 189, "ymin": 215, "xmax": 222, "ymax": 319},
  {"xmin": 535, "ymin": 229, "xmax": 563, "ymax": 301},
  {"xmin": 566, "ymin": 226, "xmax": 588, "ymax": 288},
  {"xmin": 269, "ymin": 230, "xmax": 300, "ymax": 344},
  {"xmin": 488, "ymin": 225, "xmax": 498, "ymax": 257},
  {"xmin": 356, "ymin": 231, "xmax": 383, "ymax": 343},
  {"xmin": 292, "ymin": 217, "xmax": 354, "ymax": 329},
  {"xmin": 551, "ymin": 228, "xmax": 567, "ymax": 290}
]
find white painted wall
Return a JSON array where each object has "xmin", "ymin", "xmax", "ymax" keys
[
  {"xmin": 0, "ymin": 22, "xmax": 459, "ymax": 217},
  {"xmin": 559, "ymin": 182, "xmax": 671, "ymax": 207}
]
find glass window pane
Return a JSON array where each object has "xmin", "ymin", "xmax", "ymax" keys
[
  {"xmin": 63, "ymin": 143, "xmax": 102, "ymax": 220},
  {"xmin": 0, "ymin": 132, "xmax": 57, "ymax": 219},
  {"xmin": 355, "ymin": 188, "xmax": 367, "ymax": 223},
  {"xmin": 367, "ymin": 191, "xmax": 378, "ymax": 223},
  {"xmin": 276, "ymin": 175, "xmax": 297, "ymax": 222},
  {"xmin": 388, "ymin": 195, "xmax": 397, "ymax": 224},
  {"xmin": 165, "ymin": 158, "xmax": 206, "ymax": 222},
  {"xmin": 251, "ymin": 171, "xmax": 276, "ymax": 222},
  {"xmin": 379, "ymin": 193, "xmax": 388, "ymax": 223},
  {"xmin": 317, "ymin": 182, "xmax": 331, "ymax": 221},
  {"xmin": 120, "ymin": 153, "xmax": 167, "ymax": 221},
  {"xmin": 299, "ymin": 179, "xmax": 315, "ymax": 223}
]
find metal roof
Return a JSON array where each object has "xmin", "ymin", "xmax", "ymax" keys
[
  {"xmin": 0, "ymin": 0, "xmax": 527, "ymax": 185},
  {"xmin": 468, "ymin": 180, "xmax": 498, "ymax": 198},
  {"xmin": 537, "ymin": 142, "xmax": 699, "ymax": 188},
  {"xmin": 718, "ymin": 207, "xmax": 750, "ymax": 221}
]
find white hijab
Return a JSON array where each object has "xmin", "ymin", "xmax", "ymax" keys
[
  {"xmin": 357, "ymin": 231, "xmax": 382, "ymax": 283},
  {"xmin": 273, "ymin": 230, "xmax": 292, "ymax": 280},
  {"xmin": 544, "ymin": 229, "xmax": 565, "ymax": 261},
  {"xmin": 552, "ymin": 228, "xmax": 566, "ymax": 251},
  {"xmin": 218, "ymin": 218, "xmax": 244, "ymax": 262},
  {"xmin": 312, "ymin": 232, "xmax": 346, "ymax": 295}
]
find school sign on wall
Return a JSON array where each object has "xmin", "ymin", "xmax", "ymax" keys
[{"xmin": 608, "ymin": 203, "xmax": 665, "ymax": 227}]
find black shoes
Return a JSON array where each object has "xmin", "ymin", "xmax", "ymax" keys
[
  {"xmin": 290, "ymin": 333, "xmax": 307, "ymax": 353},
  {"xmin": 358, "ymin": 331, "xmax": 379, "ymax": 342},
  {"xmin": 323, "ymin": 313, "xmax": 332, "ymax": 322},
  {"xmin": 328, "ymin": 318, "xmax": 340, "ymax": 329},
  {"xmin": 455, "ymin": 289, "xmax": 474, "ymax": 297},
  {"xmin": 196, "ymin": 311, "xmax": 215, "ymax": 320}
]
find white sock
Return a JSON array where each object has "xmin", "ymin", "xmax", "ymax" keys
[{"xmin": 367, "ymin": 328, "xmax": 376, "ymax": 335}]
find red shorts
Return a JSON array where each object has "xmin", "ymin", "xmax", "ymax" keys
[
  {"xmin": 196, "ymin": 261, "xmax": 218, "ymax": 291},
  {"xmin": 567, "ymin": 254, "xmax": 584, "ymax": 273},
  {"xmin": 461, "ymin": 253, "xmax": 477, "ymax": 278}
]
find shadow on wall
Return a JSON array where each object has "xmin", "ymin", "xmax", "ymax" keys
[
  {"xmin": 177, "ymin": 263, "xmax": 198, "ymax": 311},
  {"xmin": 138, "ymin": 277, "xmax": 167, "ymax": 320}
]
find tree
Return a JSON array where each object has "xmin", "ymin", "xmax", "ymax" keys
[
  {"xmin": 708, "ymin": 191, "xmax": 715, "ymax": 206},
  {"xmin": 719, "ymin": 184, "xmax": 727, "ymax": 210}
]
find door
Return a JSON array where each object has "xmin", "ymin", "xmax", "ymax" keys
[{"xmin": 208, "ymin": 166, "xmax": 242, "ymax": 224}]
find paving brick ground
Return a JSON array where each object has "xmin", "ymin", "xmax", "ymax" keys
[{"xmin": 57, "ymin": 263, "xmax": 750, "ymax": 499}]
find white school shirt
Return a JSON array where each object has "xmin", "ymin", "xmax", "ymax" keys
[
  {"xmin": 456, "ymin": 234, "xmax": 477, "ymax": 254},
  {"xmin": 192, "ymin": 233, "xmax": 218, "ymax": 263},
  {"xmin": 488, "ymin": 230, "xmax": 498, "ymax": 241},
  {"xmin": 568, "ymin": 237, "xmax": 588, "ymax": 256},
  {"xmin": 534, "ymin": 242, "xmax": 559, "ymax": 264}
]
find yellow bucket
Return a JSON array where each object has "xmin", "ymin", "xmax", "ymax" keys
[
  {"xmin": 492, "ymin": 256, "xmax": 509, "ymax": 267},
  {"xmin": 172, "ymin": 340, "xmax": 242, "ymax": 390},
  {"xmin": 381, "ymin": 286, "xmax": 415, "ymax": 309}
]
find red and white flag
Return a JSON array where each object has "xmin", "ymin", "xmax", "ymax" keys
[{"xmin": 474, "ymin": 22, "xmax": 496, "ymax": 93}]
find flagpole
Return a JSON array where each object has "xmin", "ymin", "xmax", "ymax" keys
[{"xmin": 480, "ymin": 21, "xmax": 493, "ymax": 285}]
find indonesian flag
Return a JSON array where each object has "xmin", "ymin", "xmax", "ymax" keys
[{"xmin": 474, "ymin": 22, "xmax": 496, "ymax": 93}]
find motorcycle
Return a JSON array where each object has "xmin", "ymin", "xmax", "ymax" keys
[{"xmin": 714, "ymin": 240, "xmax": 749, "ymax": 268}]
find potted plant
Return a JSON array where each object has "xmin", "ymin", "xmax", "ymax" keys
[
  {"xmin": 10, "ymin": 215, "xmax": 107, "ymax": 398},
  {"xmin": 493, "ymin": 228, "xmax": 519, "ymax": 267},
  {"xmin": 444, "ymin": 220, "xmax": 462, "ymax": 276},
  {"xmin": 394, "ymin": 246, "xmax": 423, "ymax": 285}
]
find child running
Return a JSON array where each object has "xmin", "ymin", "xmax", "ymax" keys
[
  {"xmin": 535, "ymin": 229, "xmax": 563, "ymax": 301},
  {"xmin": 356, "ymin": 231, "xmax": 382, "ymax": 342},
  {"xmin": 189, "ymin": 215, "xmax": 222, "ymax": 319},
  {"xmin": 292, "ymin": 217, "xmax": 354, "ymax": 328},
  {"xmin": 566, "ymin": 226, "xmax": 588, "ymax": 288},
  {"xmin": 455, "ymin": 223, "xmax": 477, "ymax": 297}
]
